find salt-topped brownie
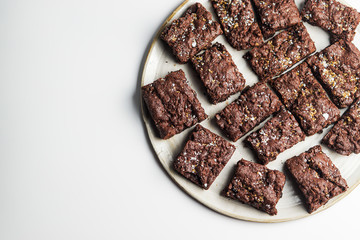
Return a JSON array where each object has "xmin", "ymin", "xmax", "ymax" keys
[
  {"xmin": 211, "ymin": 0, "xmax": 263, "ymax": 50},
  {"xmin": 302, "ymin": 0, "xmax": 360, "ymax": 43},
  {"xmin": 285, "ymin": 145, "xmax": 348, "ymax": 213},
  {"xmin": 142, "ymin": 70, "xmax": 207, "ymax": 139},
  {"xmin": 269, "ymin": 62, "xmax": 340, "ymax": 136},
  {"xmin": 223, "ymin": 159, "xmax": 286, "ymax": 215},
  {"xmin": 244, "ymin": 23, "xmax": 316, "ymax": 80},
  {"xmin": 173, "ymin": 124, "xmax": 235, "ymax": 190},
  {"xmin": 306, "ymin": 40, "xmax": 360, "ymax": 108},
  {"xmin": 191, "ymin": 43, "xmax": 246, "ymax": 104},
  {"xmin": 215, "ymin": 82, "xmax": 282, "ymax": 142},
  {"xmin": 323, "ymin": 98, "xmax": 360, "ymax": 155},
  {"xmin": 245, "ymin": 108, "xmax": 305, "ymax": 165},
  {"xmin": 252, "ymin": 0, "xmax": 301, "ymax": 39},
  {"xmin": 161, "ymin": 3, "xmax": 222, "ymax": 63}
]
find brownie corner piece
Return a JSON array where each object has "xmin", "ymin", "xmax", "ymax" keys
[
  {"xmin": 211, "ymin": 0, "xmax": 263, "ymax": 50},
  {"xmin": 252, "ymin": 0, "xmax": 301, "ymax": 39},
  {"xmin": 173, "ymin": 124, "xmax": 235, "ymax": 190},
  {"xmin": 141, "ymin": 70, "xmax": 207, "ymax": 139},
  {"xmin": 246, "ymin": 108, "xmax": 305, "ymax": 165},
  {"xmin": 285, "ymin": 145, "xmax": 348, "ymax": 213},
  {"xmin": 322, "ymin": 98, "xmax": 360, "ymax": 155},
  {"xmin": 223, "ymin": 159, "xmax": 286, "ymax": 215},
  {"xmin": 301, "ymin": 0, "xmax": 360, "ymax": 42},
  {"xmin": 191, "ymin": 42, "xmax": 246, "ymax": 104},
  {"xmin": 244, "ymin": 23, "xmax": 316, "ymax": 79},
  {"xmin": 306, "ymin": 39, "xmax": 360, "ymax": 108},
  {"xmin": 160, "ymin": 2, "xmax": 222, "ymax": 63}
]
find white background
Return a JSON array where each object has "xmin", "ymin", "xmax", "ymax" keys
[{"xmin": 0, "ymin": 0, "xmax": 360, "ymax": 239}]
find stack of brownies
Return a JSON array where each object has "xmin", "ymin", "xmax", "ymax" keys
[{"xmin": 142, "ymin": 0, "xmax": 360, "ymax": 216}]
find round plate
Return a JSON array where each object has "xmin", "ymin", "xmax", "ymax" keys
[{"xmin": 140, "ymin": 0, "xmax": 360, "ymax": 222}]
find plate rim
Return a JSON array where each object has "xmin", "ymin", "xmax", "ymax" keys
[{"xmin": 139, "ymin": 0, "xmax": 360, "ymax": 223}]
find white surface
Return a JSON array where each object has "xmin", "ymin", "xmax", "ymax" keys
[
  {"xmin": 0, "ymin": 0, "xmax": 360, "ymax": 239},
  {"xmin": 142, "ymin": 0, "xmax": 360, "ymax": 222}
]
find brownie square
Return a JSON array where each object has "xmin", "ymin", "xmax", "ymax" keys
[
  {"xmin": 252, "ymin": 0, "xmax": 301, "ymax": 39},
  {"xmin": 173, "ymin": 124, "xmax": 235, "ymax": 190},
  {"xmin": 211, "ymin": 0, "xmax": 263, "ymax": 50},
  {"xmin": 160, "ymin": 3, "xmax": 222, "ymax": 63},
  {"xmin": 302, "ymin": 0, "xmax": 360, "ymax": 43},
  {"xmin": 142, "ymin": 70, "xmax": 207, "ymax": 139},
  {"xmin": 306, "ymin": 40, "xmax": 360, "ymax": 108},
  {"xmin": 285, "ymin": 145, "xmax": 348, "ymax": 213},
  {"xmin": 223, "ymin": 159, "xmax": 286, "ymax": 215},
  {"xmin": 246, "ymin": 108, "xmax": 305, "ymax": 165},
  {"xmin": 322, "ymin": 98, "xmax": 360, "ymax": 155},
  {"xmin": 215, "ymin": 82, "xmax": 282, "ymax": 141},
  {"xmin": 270, "ymin": 62, "xmax": 340, "ymax": 136},
  {"xmin": 244, "ymin": 23, "xmax": 316, "ymax": 80},
  {"xmin": 191, "ymin": 43, "xmax": 246, "ymax": 104}
]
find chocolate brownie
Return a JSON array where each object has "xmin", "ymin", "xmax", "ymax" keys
[
  {"xmin": 285, "ymin": 145, "xmax": 348, "ymax": 213},
  {"xmin": 270, "ymin": 62, "xmax": 340, "ymax": 136},
  {"xmin": 302, "ymin": 0, "xmax": 360, "ymax": 43},
  {"xmin": 161, "ymin": 3, "xmax": 222, "ymax": 63},
  {"xmin": 191, "ymin": 43, "xmax": 246, "ymax": 104},
  {"xmin": 173, "ymin": 124, "xmax": 235, "ymax": 190},
  {"xmin": 215, "ymin": 82, "xmax": 282, "ymax": 141},
  {"xmin": 142, "ymin": 70, "xmax": 207, "ymax": 139},
  {"xmin": 223, "ymin": 159, "xmax": 286, "ymax": 215},
  {"xmin": 322, "ymin": 98, "xmax": 360, "ymax": 155},
  {"xmin": 246, "ymin": 108, "xmax": 305, "ymax": 165},
  {"xmin": 211, "ymin": 0, "xmax": 263, "ymax": 50},
  {"xmin": 244, "ymin": 23, "xmax": 316, "ymax": 80},
  {"xmin": 252, "ymin": 0, "xmax": 301, "ymax": 39},
  {"xmin": 306, "ymin": 40, "xmax": 360, "ymax": 108}
]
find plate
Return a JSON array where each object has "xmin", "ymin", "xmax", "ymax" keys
[{"xmin": 140, "ymin": 0, "xmax": 360, "ymax": 222}]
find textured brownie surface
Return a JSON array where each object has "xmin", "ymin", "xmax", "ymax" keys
[
  {"xmin": 215, "ymin": 82, "xmax": 282, "ymax": 141},
  {"xmin": 173, "ymin": 124, "xmax": 235, "ymax": 190},
  {"xmin": 223, "ymin": 159, "xmax": 286, "ymax": 215},
  {"xmin": 285, "ymin": 145, "xmax": 348, "ymax": 213},
  {"xmin": 246, "ymin": 108, "xmax": 305, "ymax": 165},
  {"xmin": 302, "ymin": 0, "xmax": 360, "ymax": 42},
  {"xmin": 191, "ymin": 43, "xmax": 246, "ymax": 104},
  {"xmin": 142, "ymin": 70, "xmax": 207, "ymax": 139},
  {"xmin": 252, "ymin": 0, "xmax": 301, "ymax": 39},
  {"xmin": 211, "ymin": 0, "xmax": 263, "ymax": 50},
  {"xmin": 323, "ymin": 98, "xmax": 360, "ymax": 155},
  {"xmin": 244, "ymin": 23, "xmax": 316, "ymax": 79},
  {"xmin": 270, "ymin": 62, "xmax": 340, "ymax": 136},
  {"xmin": 161, "ymin": 3, "xmax": 222, "ymax": 63},
  {"xmin": 307, "ymin": 40, "xmax": 360, "ymax": 108}
]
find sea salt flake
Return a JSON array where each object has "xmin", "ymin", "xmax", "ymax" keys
[
  {"xmin": 192, "ymin": 40, "xmax": 197, "ymax": 47},
  {"xmin": 323, "ymin": 113, "xmax": 329, "ymax": 120}
]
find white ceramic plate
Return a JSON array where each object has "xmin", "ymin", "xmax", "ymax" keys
[{"xmin": 141, "ymin": 0, "xmax": 360, "ymax": 222}]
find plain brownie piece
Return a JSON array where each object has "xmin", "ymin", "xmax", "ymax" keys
[
  {"xmin": 173, "ymin": 124, "xmax": 235, "ymax": 190},
  {"xmin": 246, "ymin": 108, "xmax": 305, "ymax": 165},
  {"xmin": 270, "ymin": 62, "xmax": 340, "ymax": 136},
  {"xmin": 211, "ymin": 0, "xmax": 263, "ymax": 50},
  {"xmin": 215, "ymin": 82, "xmax": 282, "ymax": 141},
  {"xmin": 306, "ymin": 40, "xmax": 360, "ymax": 108},
  {"xmin": 302, "ymin": 0, "xmax": 360, "ymax": 43},
  {"xmin": 244, "ymin": 23, "xmax": 316, "ymax": 80},
  {"xmin": 252, "ymin": 0, "xmax": 301, "ymax": 39},
  {"xmin": 191, "ymin": 43, "xmax": 246, "ymax": 104},
  {"xmin": 322, "ymin": 98, "xmax": 360, "ymax": 155},
  {"xmin": 161, "ymin": 3, "xmax": 222, "ymax": 63},
  {"xmin": 223, "ymin": 159, "xmax": 286, "ymax": 215},
  {"xmin": 285, "ymin": 145, "xmax": 348, "ymax": 213},
  {"xmin": 142, "ymin": 70, "xmax": 207, "ymax": 139}
]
